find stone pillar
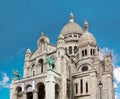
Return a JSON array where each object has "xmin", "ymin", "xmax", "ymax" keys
[
  {"xmin": 46, "ymin": 69, "xmax": 55, "ymax": 99},
  {"xmin": 33, "ymin": 90, "xmax": 38, "ymax": 99},
  {"xmin": 14, "ymin": 93, "xmax": 17, "ymax": 99},
  {"xmin": 90, "ymin": 72, "xmax": 97, "ymax": 99},
  {"xmin": 23, "ymin": 92, "xmax": 27, "ymax": 99}
]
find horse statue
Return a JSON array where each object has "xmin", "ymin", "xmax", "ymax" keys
[
  {"xmin": 46, "ymin": 56, "xmax": 56, "ymax": 69},
  {"xmin": 12, "ymin": 69, "xmax": 20, "ymax": 80}
]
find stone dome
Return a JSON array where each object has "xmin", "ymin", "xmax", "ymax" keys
[
  {"xmin": 60, "ymin": 13, "xmax": 83, "ymax": 36},
  {"xmin": 60, "ymin": 22, "xmax": 83, "ymax": 35},
  {"xmin": 79, "ymin": 32, "xmax": 96, "ymax": 46}
]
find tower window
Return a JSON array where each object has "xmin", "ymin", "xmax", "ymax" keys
[
  {"xmin": 93, "ymin": 49, "xmax": 95, "ymax": 55},
  {"xmin": 74, "ymin": 46, "xmax": 77, "ymax": 54},
  {"xmin": 85, "ymin": 49, "xmax": 87, "ymax": 56},
  {"xmin": 86, "ymin": 82, "xmax": 88, "ymax": 93},
  {"xmin": 69, "ymin": 35, "xmax": 72, "ymax": 37},
  {"xmin": 82, "ymin": 50, "xmax": 84, "ymax": 57},
  {"xmin": 90, "ymin": 49, "xmax": 93, "ymax": 55},
  {"xmin": 80, "ymin": 79, "xmax": 83, "ymax": 93},
  {"xmin": 74, "ymin": 35, "xmax": 77, "ymax": 37},
  {"xmin": 69, "ymin": 46, "xmax": 72, "ymax": 54}
]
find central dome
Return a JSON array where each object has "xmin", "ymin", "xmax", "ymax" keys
[
  {"xmin": 60, "ymin": 22, "xmax": 83, "ymax": 35},
  {"xmin": 60, "ymin": 13, "xmax": 83, "ymax": 36}
]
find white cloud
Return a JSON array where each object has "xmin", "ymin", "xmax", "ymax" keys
[
  {"xmin": 114, "ymin": 67, "xmax": 120, "ymax": 83},
  {"xmin": 0, "ymin": 72, "xmax": 11, "ymax": 88},
  {"xmin": 99, "ymin": 47, "xmax": 119, "ymax": 65}
]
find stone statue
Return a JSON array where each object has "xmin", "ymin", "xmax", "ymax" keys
[
  {"xmin": 46, "ymin": 56, "xmax": 56, "ymax": 69},
  {"xmin": 12, "ymin": 69, "xmax": 20, "ymax": 80}
]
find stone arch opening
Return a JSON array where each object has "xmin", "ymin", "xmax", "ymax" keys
[
  {"xmin": 40, "ymin": 39, "xmax": 45, "ymax": 52},
  {"xmin": 36, "ymin": 82, "xmax": 45, "ymax": 99},
  {"xmin": 25, "ymin": 85, "xmax": 33, "ymax": 99},
  {"xmin": 55, "ymin": 83, "xmax": 60, "ymax": 99},
  {"xmin": 16, "ymin": 86, "xmax": 22, "ymax": 99}
]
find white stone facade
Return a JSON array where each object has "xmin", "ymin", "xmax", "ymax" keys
[{"xmin": 10, "ymin": 13, "xmax": 115, "ymax": 99}]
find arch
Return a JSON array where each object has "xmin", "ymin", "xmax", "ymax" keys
[
  {"xmin": 40, "ymin": 39, "xmax": 45, "ymax": 52},
  {"xmin": 36, "ymin": 82, "xmax": 45, "ymax": 99},
  {"xmin": 69, "ymin": 46, "xmax": 72, "ymax": 54},
  {"xmin": 55, "ymin": 83, "xmax": 60, "ymax": 99},
  {"xmin": 25, "ymin": 85, "xmax": 33, "ymax": 99},
  {"xmin": 16, "ymin": 86, "xmax": 22, "ymax": 99},
  {"xmin": 38, "ymin": 59, "xmax": 44, "ymax": 73},
  {"xmin": 25, "ymin": 84, "xmax": 32, "ymax": 92}
]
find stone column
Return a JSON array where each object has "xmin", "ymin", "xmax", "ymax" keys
[
  {"xmin": 33, "ymin": 90, "xmax": 38, "ymax": 99},
  {"xmin": 46, "ymin": 69, "xmax": 55, "ymax": 99},
  {"xmin": 14, "ymin": 93, "xmax": 17, "ymax": 99},
  {"xmin": 23, "ymin": 92, "xmax": 27, "ymax": 99}
]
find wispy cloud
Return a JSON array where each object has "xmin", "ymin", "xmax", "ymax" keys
[{"xmin": 0, "ymin": 72, "xmax": 11, "ymax": 88}]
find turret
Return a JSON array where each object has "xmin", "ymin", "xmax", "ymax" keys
[
  {"xmin": 57, "ymin": 34, "xmax": 65, "ymax": 57},
  {"xmin": 24, "ymin": 48, "xmax": 31, "ymax": 77}
]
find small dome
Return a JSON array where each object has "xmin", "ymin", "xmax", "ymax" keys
[
  {"xmin": 79, "ymin": 32, "xmax": 96, "ymax": 46},
  {"xmin": 60, "ymin": 13, "xmax": 83, "ymax": 36}
]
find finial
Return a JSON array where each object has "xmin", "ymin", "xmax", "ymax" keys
[
  {"xmin": 41, "ymin": 32, "xmax": 44, "ymax": 35},
  {"xmin": 84, "ymin": 21, "xmax": 88, "ymax": 32},
  {"xmin": 69, "ymin": 12, "xmax": 74, "ymax": 22},
  {"xmin": 26, "ymin": 48, "xmax": 31, "ymax": 54}
]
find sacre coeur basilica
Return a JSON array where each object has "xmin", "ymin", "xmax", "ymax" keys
[{"xmin": 10, "ymin": 13, "xmax": 115, "ymax": 99}]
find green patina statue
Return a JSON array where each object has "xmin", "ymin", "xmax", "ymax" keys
[
  {"xmin": 12, "ymin": 69, "xmax": 20, "ymax": 80},
  {"xmin": 46, "ymin": 56, "xmax": 56, "ymax": 69}
]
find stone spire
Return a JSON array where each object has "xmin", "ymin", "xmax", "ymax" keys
[
  {"xmin": 69, "ymin": 12, "xmax": 74, "ymax": 22},
  {"xmin": 84, "ymin": 21, "xmax": 88, "ymax": 32}
]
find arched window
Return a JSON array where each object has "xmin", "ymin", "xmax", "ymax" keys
[
  {"xmin": 80, "ymin": 79, "xmax": 83, "ymax": 93},
  {"xmin": 33, "ymin": 71, "xmax": 35, "ymax": 76},
  {"xmin": 69, "ymin": 46, "xmax": 72, "ymax": 54},
  {"xmin": 75, "ymin": 83, "xmax": 78, "ymax": 94},
  {"xmin": 40, "ymin": 39, "xmax": 45, "ymax": 52},
  {"xmin": 74, "ymin": 46, "xmax": 77, "ymax": 54},
  {"xmin": 86, "ymin": 82, "xmax": 88, "ymax": 93},
  {"xmin": 93, "ymin": 49, "xmax": 95, "ymax": 55},
  {"xmin": 38, "ymin": 59, "xmax": 43, "ymax": 73},
  {"xmin": 82, "ymin": 66, "xmax": 88, "ymax": 72},
  {"xmin": 85, "ymin": 49, "xmax": 87, "ymax": 56},
  {"xmin": 82, "ymin": 50, "xmax": 84, "ymax": 57}
]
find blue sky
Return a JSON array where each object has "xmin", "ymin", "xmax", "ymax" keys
[{"xmin": 0, "ymin": 0, "xmax": 120, "ymax": 98}]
